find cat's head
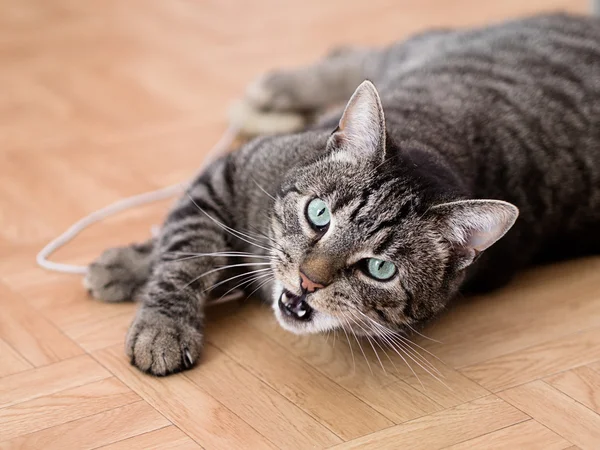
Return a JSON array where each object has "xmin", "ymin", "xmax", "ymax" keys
[{"xmin": 269, "ymin": 80, "xmax": 518, "ymax": 336}]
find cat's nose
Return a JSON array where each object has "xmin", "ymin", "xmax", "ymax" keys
[{"xmin": 299, "ymin": 271, "xmax": 325, "ymax": 292}]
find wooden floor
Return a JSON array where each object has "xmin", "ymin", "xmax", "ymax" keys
[{"xmin": 1, "ymin": 0, "xmax": 600, "ymax": 448}]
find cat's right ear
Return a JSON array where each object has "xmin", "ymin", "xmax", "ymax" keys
[{"xmin": 328, "ymin": 80, "xmax": 386, "ymax": 163}]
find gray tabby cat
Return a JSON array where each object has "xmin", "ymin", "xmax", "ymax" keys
[{"xmin": 85, "ymin": 13, "xmax": 600, "ymax": 376}]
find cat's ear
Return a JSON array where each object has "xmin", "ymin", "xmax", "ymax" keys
[
  {"xmin": 432, "ymin": 199, "xmax": 519, "ymax": 269},
  {"xmin": 329, "ymin": 80, "xmax": 386, "ymax": 162}
]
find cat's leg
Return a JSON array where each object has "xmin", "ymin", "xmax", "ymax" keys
[
  {"xmin": 246, "ymin": 46, "xmax": 372, "ymax": 112},
  {"xmin": 125, "ymin": 159, "xmax": 246, "ymax": 376},
  {"xmin": 231, "ymin": 46, "xmax": 375, "ymax": 135},
  {"xmin": 85, "ymin": 239, "xmax": 155, "ymax": 302}
]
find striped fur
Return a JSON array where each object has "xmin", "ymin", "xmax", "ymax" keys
[{"xmin": 87, "ymin": 13, "xmax": 600, "ymax": 375}]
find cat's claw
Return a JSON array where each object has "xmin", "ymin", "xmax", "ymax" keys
[{"xmin": 126, "ymin": 308, "xmax": 203, "ymax": 376}]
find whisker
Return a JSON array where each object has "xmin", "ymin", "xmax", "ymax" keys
[
  {"xmin": 216, "ymin": 272, "xmax": 273, "ymax": 301},
  {"xmin": 187, "ymin": 194, "xmax": 273, "ymax": 252},
  {"xmin": 383, "ymin": 332, "xmax": 444, "ymax": 378},
  {"xmin": 377, "ymin": 332, "xmax": 424, "ymax": 391},
  {"xmin": 343, "ymin": 314, "xmax": 372, "ymax": 375},
  {"xmin": 203, "ymin": 268, "xmax": 272, "ymax": 293},
  {"xmin": 350, "ymin": 307, "xmax": 444, "ymax": 371},
  {"xmin": 244, "ymin": 227, "xmax": 285, "ymax": 252},
  {"xmin": 384, "ymin": 336, "xmax": 449, "ymax": 389},
  {"xmin": 245, "ymin": 276, "xmax": 275, "ymax": 299},
  {"xmin": 165, "ymin": 251, "xmax": 273, "ymax": 263},
  {"xmin": 180, "ymin": 263, "xmax": 271, "ymax": 291},
  {"xmin": 404, "ymin": 323, "xmax": 443, "ymax": 344},
  {"xmin": 252, "ymin": 178, "xmax": 277, "ymax": 202},
  {"xmin": 347, "ymin": 311, "xmax": 387, "ymax": 375},
  {"xmin": 339, "ymin": 317, "xmax": 356, "ymax": 374}
]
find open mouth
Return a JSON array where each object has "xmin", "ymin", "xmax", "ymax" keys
[{"xmin": 278, "ymin": 290, "xmax": 313, "ymax": 321}]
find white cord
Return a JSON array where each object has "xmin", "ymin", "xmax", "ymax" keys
[{"xmin": 37, "ymin": 125, "xmax": 240, "ymax": 275}]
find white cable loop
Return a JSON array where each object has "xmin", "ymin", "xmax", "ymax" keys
[{"xmin": 36, "ymin": 125, "xmax": 240, "ymax": 275}]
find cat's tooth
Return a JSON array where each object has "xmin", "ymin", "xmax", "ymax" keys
[{"xmin": 297, "ymin": 309, "xmax": 307, "ymax": 317}]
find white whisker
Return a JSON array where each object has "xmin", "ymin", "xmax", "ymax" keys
[
  {"xmin": 203, "ymin": 268, "xmax": 272, "ymax": 293},
  {"xmin": 404, "ymin": 323, "xmax": 443, "ymax": 344},
  {"xmin": 187, "ymin": 194, "xmax": 273, "ymax": 252}
]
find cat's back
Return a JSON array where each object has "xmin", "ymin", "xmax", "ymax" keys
[
  {"xmin": 377, "ymin": 13, "xmax": 600, "ymax": 256},
  {"xmin": 378, "ymin": 13, "xmax": 600, "ymax": 90}
]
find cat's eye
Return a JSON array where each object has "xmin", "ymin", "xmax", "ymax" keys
[
  {"xmin": 306, "ymin": 198, "xmax": 331, "ymax": 230},
  {"xmin": 365, "ymin": 258, "xmax": 396, "ymax": 281}
]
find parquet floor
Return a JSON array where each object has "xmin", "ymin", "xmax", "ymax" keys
[{"xmin": 1, "ymin": 0, "xmax": 599, "ymax": 448}]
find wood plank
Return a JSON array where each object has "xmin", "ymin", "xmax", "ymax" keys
[
  {"xmin": 245, "ymin": 302, "xmax": 485, "ymax": 414},
  {"xmin": 94, "ymin": 345, "xmax": 277, "ymax": 450},
  {"xmin": 208, "ymin": 315, "xmax": 394, "ymax": 440},
  {"xmin": 498, "ymin": 380, "xmax": 600, "ymax": 449},
  {"xmin": 0, "ymin": 0, "xmax": 597, "ymax": 449},
  {"xmin": 0, "ymin": 338, "xmax": 32, "ymax": 377},
  {"xmin": 0, "ymin": 355, "xmax": 111, "ymax": 409},
  {"xmin": 400, "ymin": 362, "xmax": 490, "ymax": 410},
  {"xmin": 240, "ymin": 302, "xmax": 444, "ymax": 423},
  {"xmin": 186, "ymin": 343, "xmax": 342, "ymax": 448},
  {"xmin": 0, "ymin": 282, "xmax": 83, "ymax": 366},
  {"xmin": 97, "ymin": 426, "xmax": 201, "ymax": 450},
  {"xmin": 0, "ymin": 401, "xmax": 170, "ymax": 450},
  {"xmin": 545, "ymin": 366, "xmax": 600, "ymax": 414},
  {"xmin": 420, "ymin": 258, "xmax": 600, "ymax": 368},
  {"xmin": 588, "ymin": 360, "xmax": 600, "ymax": 374},
  {"xmin": 443, "ymin": 419, "xmax": 571, "ymax": 450},
  {"xmin": 330, "ymin": 395, "xmax": 528, "ymax": 450},
  {"xmin": 66, "ymin": 311, "xmax": 133, "ymax": 352},
  {"xmin": 0, "ymin": 378, "xmax": 139, "ymax": 442},
  {"xmin": 461, "ymin": 328, "xmax": 600, "ymax": 391}
]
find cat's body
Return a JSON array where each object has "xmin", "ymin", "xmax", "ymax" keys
[{"xmin": 86, "ymin": 13, "xmax": 600, "ymax": 375}]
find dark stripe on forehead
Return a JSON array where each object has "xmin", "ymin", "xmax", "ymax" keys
[
  {"xmin": 348, "ymin": 188, "xmax": 370, "ymax": 221},
  {"xmin": 361, "ymin": 197, "xmax": 415, "ymax": 240},
  {"xmin": 374, "ymin": 231, "xmax": 397, "ymax": 255},
  {"xmin": 331, "ymin": 191, "xmax": 357, "ymax": 213}
]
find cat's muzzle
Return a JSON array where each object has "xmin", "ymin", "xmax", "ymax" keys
[{"xmin": 279, "ymin": 290, "xmax": 313, "ymax": 321}]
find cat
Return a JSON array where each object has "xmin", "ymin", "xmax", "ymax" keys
[{"xmin": 85, "ymin": 13, "xmax": 600, "ymax": 376}]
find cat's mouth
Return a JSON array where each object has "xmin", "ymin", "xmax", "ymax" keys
[{"xmin": 278, "ymin": 290, "xmax": 313, "ymax": 322}]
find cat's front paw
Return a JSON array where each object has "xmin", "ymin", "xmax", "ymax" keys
[
  {"xmin": 84, "ymin": 242, "xmax": 153, "ymax": 302},
  {"xmin": 126, "ymin": 307, "xmax": 203, "ymax": 376}
]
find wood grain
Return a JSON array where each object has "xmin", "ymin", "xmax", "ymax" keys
[
  {"xmin": 499, "ymin": 380, "xmax": 600, "ymax": 449},
  {"xmin": 0, "ymin": 282, "xmax": 83, "ymax": 366},
  {"xmin": 443, "ymin": 420, "xmax": 571, "ymax": 450},
  {"xmin": 461, "ymin": 327, "xmax": 600, "ymax": 391},
  {"xmin": 0, "ymin": 338, "xmax": 32, "ymax": 378},
  {"xmin": 209, "ymin": 315, "xmax": 394, "ymax": 439},
  {"xmin": 0, "ymin": 401, "xmax": 170, "ymax": 450},
  {"xmin": 545, "ymin": 366, "xmax": 600, "ymax": 414},
  {"xmin": 94, "ymin": 345, "xmax": 278, "ymax": 449},
  {"xmin": 0, "ymin": 355, "xmax": 110, "ymax": 409},
  {"xmin": 330, "ymin": 396, "xmax": 528, "ymax": 450},
  {"xmin": 96, "ymin": 426, "xmax": 201, "ymax": 450},
  {"xmin": 186, "ymin": 343, "xmax": 342, "ymax": 448},
  {"xmin": 0, "ymin": 378, "xmax": 139, "ymax": 442},
  {"xmin": 1, "ymin": 0, "xmax": 599, "ymax": 448}
]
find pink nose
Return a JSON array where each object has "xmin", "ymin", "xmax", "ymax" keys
[{"xmin": 300, "ymin": 271, "xmax": 325, "ymax": 292}]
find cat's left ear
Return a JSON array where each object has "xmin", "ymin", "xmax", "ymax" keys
[
  {"xmin": 432, "ymin": 199, "xmax": 519, "ymax": 270},
  {"xmin": 328, "ymin": 80, "xmax": 386, "ymax": 162}
]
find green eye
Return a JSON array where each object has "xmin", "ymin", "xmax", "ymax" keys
[
  {"xmin": 306, "ymin": 198, "xmax": 331, "ymax": 229},
  {"xmin": 366, "ymin": 258, "xmax": 396, "ymax": 281}
]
